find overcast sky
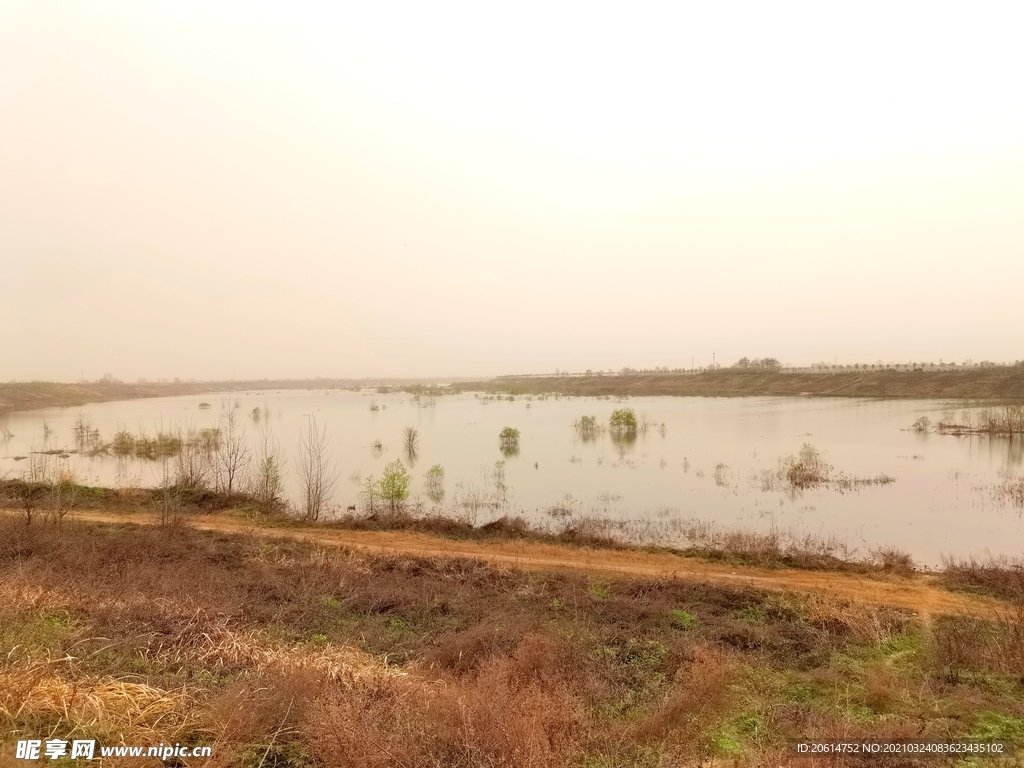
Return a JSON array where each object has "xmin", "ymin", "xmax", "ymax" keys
[{"xmin": 2, "ymin": 1, "xmax": 1022, "ymax": 381}]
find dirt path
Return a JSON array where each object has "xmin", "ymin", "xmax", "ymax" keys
[{"xmin": 62, "ymin": 510, "xmax": 1003, "ymax": 620}]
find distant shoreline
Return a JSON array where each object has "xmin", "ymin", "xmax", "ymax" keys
[
  {"xmin": 0, "ymin": 378, "xmax": 455, "ymax": 415},
  {"xmin": 453, "ymin": 368, "xmax": 1024, "ymax": 400},
  {"xmin": 3, "ymin": 368, "xmax": 1023, "ymax": 415}
]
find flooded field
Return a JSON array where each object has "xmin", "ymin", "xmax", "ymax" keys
[{"xmin": 2, "ymin": 390, "xmax": 1022, "ymax": 565}]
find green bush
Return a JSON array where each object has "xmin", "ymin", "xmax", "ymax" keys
[
  {"xmin": 609, "ymin": 409, "xmax": 637, "ymax": 432},
  {"xmin": 499, "ymin": 427, "xmax": 520, "ymax": 448},
  {"xmin": 669, "ymin": 609, "xmax": 697, "ymax": 630}
]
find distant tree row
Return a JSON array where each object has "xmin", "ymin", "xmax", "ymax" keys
[{"xmin": 732, "ymin": 357, "xmax": 782, "ymax": 371}]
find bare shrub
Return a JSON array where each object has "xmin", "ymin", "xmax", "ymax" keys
[
  {"xmin": 635, "ymin": 645, "xmax": 737, "ymax": 747},
  {"xmin": 175, "ymin": 427, "xmax": 213, "ymax": 490},
  {"xmin": 8, "ymin": 452, "xmax": 50, "ymax": 525},
  {"xmin": 871, "ymin": 547, "xmax": 916, "ymax": 575},
  {"xmin": 250, "ymin": 425, "xmax": 287, "ymax": 510},
  {"xmin": 782, "ymin": 443, "xmax": 832, "ymax": 489},
  {"xmin": 296, "ymin": 415, "xmax": 339, "ymax": 521},
  {"xmin": 402, "ymin": 426, "xmax": 419, "ymax": 462},
  {"xmin": 215, "ymin": 396, "xmax": 251, "ymax": 498},
  {"xmin": 47, "ymin": 461, "xmax": 80, "ymax": 525}
]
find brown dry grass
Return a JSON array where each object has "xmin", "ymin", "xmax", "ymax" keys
[{"xmin": 1, "ymin": 517, "xmax": 1022, "ymax": 767}]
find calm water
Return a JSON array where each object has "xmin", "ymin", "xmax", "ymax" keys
[{"xmin": 2, "ymin": 391, "xmax": 1022, "ymax": 565}]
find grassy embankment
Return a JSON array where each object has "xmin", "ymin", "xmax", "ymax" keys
[
  {"xmin": 455, "ymin": 368, "xmax": 1024, "ymax": 400},
  {"xmin": 2, "ymin": 503, "xmax": 1024, "ymax": 767}
]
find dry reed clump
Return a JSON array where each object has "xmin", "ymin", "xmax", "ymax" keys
[
  {"xmin": 940, "ymin": 555, "xmax": 1024, "ymax": 602},
  {"xmin": 934, "ymin": 602, "xmax": 1024, "ymax": 683},
  {"xmin": 758, "ymin": 444, "xmax": 896, "ymax": 495},
  {"xmin": 0, "ymin": 662, "xmax": 188, "ymax": 732},
  {"xmin": 305, "ymin": 637, "xmax": 589, "ymax": 768}
]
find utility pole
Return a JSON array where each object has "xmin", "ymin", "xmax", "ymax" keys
[{"xmin": 713, "ymin": 352, "xmax": 716, "ymax": 369}]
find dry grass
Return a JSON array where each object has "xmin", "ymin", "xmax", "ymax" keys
[
  {"xmin": 940, "ymin": 554, "xmax": 1024, "ymax": 602},
  {"xmin": 1, "ymin": 517, "xmax": 1022, "ymax": 767}
]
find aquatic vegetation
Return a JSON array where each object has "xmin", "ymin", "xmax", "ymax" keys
[
  {"xmin": 573, "ymin": 415, "xmax": 602, "ymax": 440},
  {"xmin": 609, "ymin": 408, "xmax": 638, "ymax": 433},
  {"xmin": 714, "ymin": 463, "xmax": 729, "ymax": 487},
  {"xmin": 71, "ymin": 414, "xmax": 100, "ymax": 447},
  {"xmin": 993, "ymin": 472, "xmax": 1024, "ymax": 509},
  {"xmin": 936, "ymin": 403, "xmax": 1024, "ymax": 435},
  {"xmin": 759, "ymin": 444, "xmax": 895, "ymax": 494},
  {"xmin": 424, "ymin": 464, "xmax": 445, "ymax": 504},
  {"xmin": 499, "ymin": 426, "xmax": 520, "ymax": 455}
]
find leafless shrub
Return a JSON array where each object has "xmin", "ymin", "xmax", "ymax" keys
[
  {"xmin": 250, "ymin": 425, "xmax": 287, "ymax": 510},
  {"xmin": 215, "ymin": 396, "xmax": 251, "ymax": 498},
  {"xmin": 175, "ymin": 427, "xmax": 213, "ymax": 490},
  {"xmin": 154, "ymin": 456, "xmax": 185, "ymax": 526},
  {"xmin": 402, "ymin": 426, "xmax": 419, "ymax": 463},
  {"xmin": 936, "ymin": 403, "xmax": 1024, "ymax": 435},
  {"xmin": 870, "ymin": 547, "xmax": 915, "ymax": 575},
  {"xmin": 296, "ymin": 415, "xmax": 339, "ymax": 521},
  {"xmin": 47, "ymin": 461, "xmax": 80, "ymax": 525}
]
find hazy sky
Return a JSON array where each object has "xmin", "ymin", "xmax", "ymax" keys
[{"xmin": 2, "ymin": 1, "xmax": 1022, "ymax": 381}]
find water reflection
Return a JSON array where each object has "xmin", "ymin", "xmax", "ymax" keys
[{"xmin": 2, "ymin": 391, "xmax": 1023, "ymax": 563}]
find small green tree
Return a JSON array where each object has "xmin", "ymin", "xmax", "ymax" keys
[
  {"xmin": 499, "ymin": 427, "xmax": 520, "ymax": 455},
  {"xmin": 609, "ymin": 408, "xmax": 638, "ymax": 432},
  {"xmin": 378, "ymin": 459, "xmax": 410, "ymax": 511}
]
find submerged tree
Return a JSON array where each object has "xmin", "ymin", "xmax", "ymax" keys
[
  {"xmin": 425, "ymin": 464, "xmax": 445, "ymax": 504},
  {"xmin": 403, "ymin": 426, "xmax": 420, "ymax": 463}
]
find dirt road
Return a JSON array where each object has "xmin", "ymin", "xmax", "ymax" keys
[{"xmin": 63, "ymin": 510, "xmax": 1002, "ymax": 620}]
